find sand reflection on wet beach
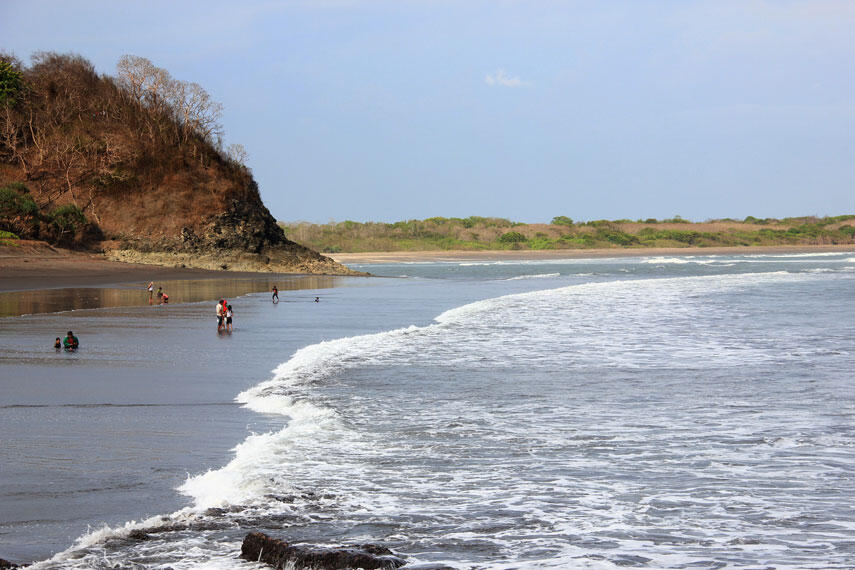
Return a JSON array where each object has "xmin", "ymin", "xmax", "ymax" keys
[{"xmin": 0, "ymin": 275, "xmax": 345, "ymax": 318}]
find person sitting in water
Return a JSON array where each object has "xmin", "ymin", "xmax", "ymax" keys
[
  {"xmin": 54, "ymin": 337, "xmax": 62, "ymax": 349},
  {"xmin": 63, "ymin": 331, "xmax": 79, "ymax": 349},
  {"xmin": 161, "ymin": 293, "xmax": 169, "ymax": 304},
  {"xmin": 314, "ymin": 296, "xmax": 319, "ymax": 303}
]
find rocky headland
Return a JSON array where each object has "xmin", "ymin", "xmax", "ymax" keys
[{"xmin": 0, "ymin": 52, "xmax": 357, "ymax": 275}]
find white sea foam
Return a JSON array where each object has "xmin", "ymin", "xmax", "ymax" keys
[
  {"xmin": 458, "ymin": 261, "xmax": 502, "ymax": 266},
  {"xmin": 741, "ymin": 251, "xmax": 855, "ymax": 258},
  {"xmin": 643, "ymin": 256, "xmax": 695, "ymax": 264},
  {"xmin": 644, "ymin": 253, "xmax": 855, "ymax": 265},
  {"xmin": 506, "ymin": 272, "xmax": 561, "ymax": 280}
]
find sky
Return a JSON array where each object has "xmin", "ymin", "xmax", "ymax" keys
[{"xmin": 2, "ymin": 0, "xmax": 854, "ymax": 223}]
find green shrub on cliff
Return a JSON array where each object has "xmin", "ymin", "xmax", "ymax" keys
[
  {"xmin": 49, "ymin": 204, "xmax": 86, "ymax": 232},
  {"xmin": 0, "ymin": 57, "xmax": 24, "ymax": 106},
  {"xmin": 0, "ymin": 183, "xmax": 40, "ymax": 237}
]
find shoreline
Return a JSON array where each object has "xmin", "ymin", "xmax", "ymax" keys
[
  {"xmin": 329, "ymin": 244, "xmax": 855, "ymax": 264},
  {"xmin": 2, "ymin": 244, "xmax": 853, "ymax": 292},
  {"xmin": 0, "ymin": 243, "xmax": 326, "ymax": 293}
]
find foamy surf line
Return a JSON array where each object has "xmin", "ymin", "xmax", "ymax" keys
[
  {"xmin": 645, "ymin": 255, "xmax": 855, "ymax": 265},
  {"xmin": 506, "ymin": 272, "xmax": 561, "ymax": 280}
]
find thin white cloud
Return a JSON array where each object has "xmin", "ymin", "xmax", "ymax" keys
[{"xmin": 485, "ymin": 69, "xmax": 529, "ymax": 88}]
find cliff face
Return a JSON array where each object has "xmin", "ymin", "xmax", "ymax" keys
[{"xmin": 0, "ymin": 52, "xmax": 355, "ymax": 274}]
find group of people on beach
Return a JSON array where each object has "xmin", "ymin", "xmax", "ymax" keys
[
  {"xmin": 52, "ymin": 282, "xmax": 324, "ymax": 349},
  {"xmin": 54, "ymin": 331, "xmax": 78, "ymax": 350},
  {"xmin": 217, "ymin": 299, "xmax": 234, "ymax": 332},
  {"xmin": 147, "ymin": 282, "xmax": 169, "ymax": 305}
]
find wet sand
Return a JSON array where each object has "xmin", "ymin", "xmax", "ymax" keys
[
  {"xmin": 329, "ymin": 244, "xmax": 855, "ymax": 264},
  {"xmin": 0, "ymin": 247, "xmax": 300, "ymax": 293},
  {"xmin": 0, "ymin": 245, "xmax": 347, "ymax": 317}
]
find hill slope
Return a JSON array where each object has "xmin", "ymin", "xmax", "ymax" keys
[{"xmin": 0, "ymin": 52, "xmax": 354, "ymax": 274}]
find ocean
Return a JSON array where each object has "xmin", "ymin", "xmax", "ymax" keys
[{"xmin": 2, "ymin": 251, "xmax": 854, "ymax": 568}]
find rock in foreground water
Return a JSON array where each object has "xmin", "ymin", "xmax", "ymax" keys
[{"xmin": 241, "ymin": 532, "xmax": 406, "ymax": 569}]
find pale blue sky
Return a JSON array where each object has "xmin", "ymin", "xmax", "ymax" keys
[{"xmin": 2, "ymin": 1, "xmax": 854, "ymax": 223}]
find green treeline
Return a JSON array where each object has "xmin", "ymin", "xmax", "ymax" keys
[{"xmin": 281, "ymin": 215, "xmax": 855, "ymax": 253}]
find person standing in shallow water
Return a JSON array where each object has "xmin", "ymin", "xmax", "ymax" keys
[
  {"xmin": 216, "ymin": 300, "xmax": 225, "ymax": 332},
  {"xmin": 147, "ymin": 281, "xmax": 154, "ymax": 304},
  {"xmin": 272, "ymin": 286, "xmax": 279, "ymax": 303},
  {"xmin": 226, "ymin": 304, "xmax": 233, "ymax": 332}
]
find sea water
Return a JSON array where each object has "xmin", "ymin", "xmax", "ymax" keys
[{"xmin": 3, "ymin": 252, "xmax": 855, "ymax": 568}]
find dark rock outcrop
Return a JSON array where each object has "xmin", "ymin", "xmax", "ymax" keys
[
  {"xmin": 241, "ymin": 532, "xmax": 406, "ymax": 570},
  {"xmin": 0, "ymin": 557, "xmax": 18, "ymax": 569}
]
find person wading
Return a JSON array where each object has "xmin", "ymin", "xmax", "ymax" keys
[{"xmin": 63, "ymin": 330, "xmax": 79, "ymax": 349}]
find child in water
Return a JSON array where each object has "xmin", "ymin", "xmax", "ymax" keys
[
  {"xmin": 54, "ymin": 337, "xmax": 62, "ymax": 349},
  {"xmin": 226, "ymin": 304, "xmax": 233, "ymax": 331}
]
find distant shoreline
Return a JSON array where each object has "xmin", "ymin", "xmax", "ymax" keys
[{"xmin": 329, "ymin": 244, "xmax": 855, "ymax": 264}]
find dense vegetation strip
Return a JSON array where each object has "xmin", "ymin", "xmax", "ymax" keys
[{"xmin": 281, "ymin": 215, "xmax": 855, "ymax": 253}]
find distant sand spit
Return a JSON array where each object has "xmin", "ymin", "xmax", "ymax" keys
[{"xmin": 329, "ymin": 244, "xmax": 855, "ymax": 264}]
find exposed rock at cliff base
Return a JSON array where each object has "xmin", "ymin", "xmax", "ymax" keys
[
  {"xmin": 103, "ymin": 198, "xmax": 364, "ymax": 275},
  {"xmin": 105, "ymin": 247, "xmax": 361, "ymax": 275}
]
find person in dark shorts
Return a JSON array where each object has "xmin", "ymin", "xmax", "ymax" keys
[
  {"xmin": 216, "ymin": 300, "xmax": 225, "ymax": 332},
  {"xmin": 226, "ymin": 304, "xmax": 234, "ymax": 332},
  {"xmin": 272, "ymin": 286, "xmax": 279, "ymax": 303}
]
